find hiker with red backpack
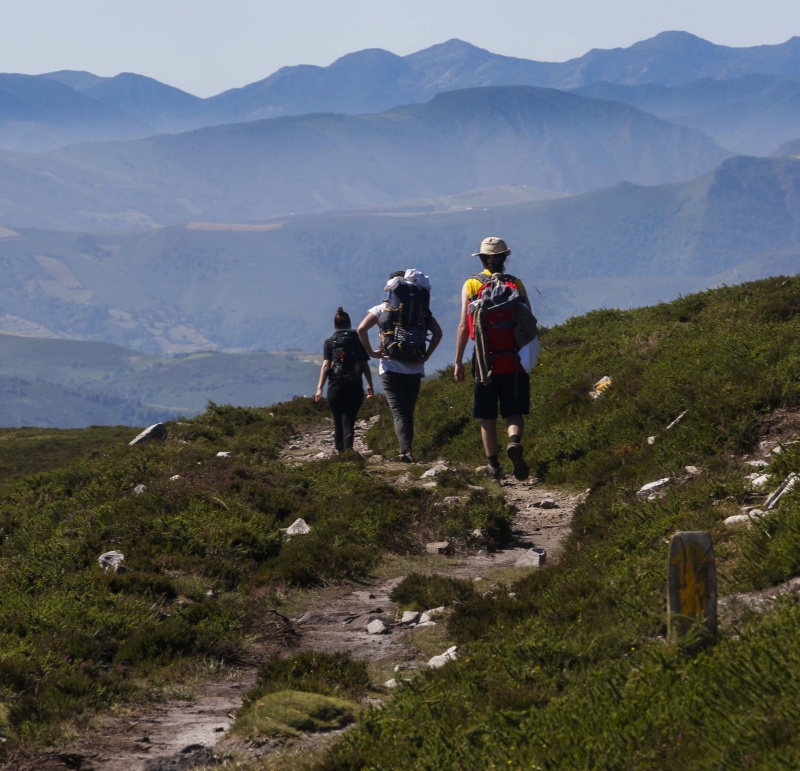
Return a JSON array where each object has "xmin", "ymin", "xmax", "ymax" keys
[
  {"xmin": 358, "ymin": 270, "xmax": 442, "ymax": 463},
  {"xmin": 315, "ymin": 307, "xmax": 374, "ymax": 453},
  {"xmin": 454, "ymin": 237, "xmax": 539, "ymax": 481}
]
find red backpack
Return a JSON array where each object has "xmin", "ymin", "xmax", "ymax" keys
[{"xmin": 469, "ymin": 273, "xmax": 538, "ymax": 375}]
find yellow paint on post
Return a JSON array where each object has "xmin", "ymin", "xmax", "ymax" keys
[{"xmin": 667, "ymin": 531, "xmax": 717, "ymax": 644}]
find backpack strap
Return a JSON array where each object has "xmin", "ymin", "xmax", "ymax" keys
[{"xmin": 468, "ymin": 272, "xmax": 491, "ymax": 302}]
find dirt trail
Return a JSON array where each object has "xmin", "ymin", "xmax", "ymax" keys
[
  {"xmin": 36, "ymin": 418, "xmax": 582, "ymax": 770},
  {"xmin": 277, "ymin": 418, "xmax": 583, "ymax": 702}
]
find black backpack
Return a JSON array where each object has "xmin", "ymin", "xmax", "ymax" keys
[
  {"xmin": 329, "ymin": 329, "xmax": 361, "ymax": 384},
  {"xmin": 377, "ymin": 280, "xmax": 431, "ymax": 362}
]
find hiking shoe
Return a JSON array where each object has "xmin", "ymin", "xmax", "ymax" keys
[
  {"xmin": 506, "ymin": 442, "xmax": 530, "ymax": 481},
  {"xmin": 394, "ymin": 452, "xmax": 414, "ymax": 463},
  {"xmin": 478, "ymin": 463, "xmax": 504, "ymax": 480}
]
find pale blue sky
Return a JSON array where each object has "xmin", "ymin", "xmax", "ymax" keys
[{"xmin": 5, "ymin": 0, "xmax": 800, "ymax": 96}]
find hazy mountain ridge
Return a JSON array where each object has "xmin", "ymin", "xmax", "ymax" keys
[
  {"xmin": 0, "ymin": 156, "xmax": 796, "ymax": 368},
  {"xmin": 0, "ymin": 86, "xmax": 729, "ymax": 231},
  {"xmin": 0, "ymin": 73, "xmax": 149, "ymax": 151},
  {"xmin": 4, "ymin": 32, "xmax": 800, "ymax": 152},
  {"xmin": 575, "ymin": 74, "xmax": 800, "ymax": 155}
]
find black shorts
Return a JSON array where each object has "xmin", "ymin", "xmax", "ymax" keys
[{"xmin": 472, "ymin": 371, "xmax": 530, "ymax": 420}]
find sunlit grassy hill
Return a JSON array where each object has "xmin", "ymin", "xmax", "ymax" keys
[
  {"xmin": 327, "ymin": 274, "xmax": 800, "ymax": 768},
  {"xmin": 0, "ymin": 275, "xmax": 797, "ymax": 766}
]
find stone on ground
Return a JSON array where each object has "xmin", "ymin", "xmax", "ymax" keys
[
  {"xmin": 515, "ymin": 547, "xmax": 547, "ymax": 567},
  {"xmin": 129, "ymin": 423, "xmax": 167, "ymax": 446},
  {"xmin": 427, "ymin": 646, "xmax": 458, "ymax": 669},
  {"xmin": 426, "ymin": 541, "xmax": 449, "ymax": 555},
  {"xmin": 284, "ymin": 518, "xmax": 311, "ymax": 535}
]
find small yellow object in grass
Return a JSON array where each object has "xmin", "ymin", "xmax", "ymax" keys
[{"xmin": 590, "ymin": 376, "xmax": 613, "ymax": 399}]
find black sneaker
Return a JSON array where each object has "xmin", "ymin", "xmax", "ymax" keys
[
  {"xmin": 478, "ymin": 463, "xmax": 504, "ymax": 480},
  {"xmin": 394, "ymin": 452, "xmax": 414, "ymax": 463},
  {"xmin": 506, "ymin": 442, "xmax": 530, "ymax": 481}
]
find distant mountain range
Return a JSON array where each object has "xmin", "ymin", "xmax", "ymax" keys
[
  {"xmin": 1, "ymin": 31, "xmax": 799, "ymax": 427},
  {"xmin": 0, "ymin": 155, "xmax": 796, "ymax": 360},
  {"xmin": 575, "ymin": 74, "xmax": 800, "ymax": 155},
  {"xmin": 0, "ymin": 85, "xmax": 729, "ymax": 231},
  {"xmin": 2, "ymin": 32, "xmax": 800, "ymax": 152}
]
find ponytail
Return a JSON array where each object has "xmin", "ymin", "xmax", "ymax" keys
[{"xmin": 334, "ymin": 307, "xmax": 351, "ymax": 329}]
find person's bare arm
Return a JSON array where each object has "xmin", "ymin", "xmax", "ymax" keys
[
  {"xmin": 454, "ymin": 283, "xmax": 470, "ymax": 382},
  {"xmin": 314, "ymin": 360, "xmax": 330, "ymax": 402},
  {"xmin": 424, "ymin": 315, "xmax": 443, "ymax": 361},
  {"xmin": 361, "ymin": 356, "xmax": 375, "ymax": 397},
  {"xmin": 357, "ymin": 313, "xmax": 382, "ymax": 358}
]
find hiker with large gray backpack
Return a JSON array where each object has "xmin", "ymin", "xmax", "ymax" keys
[
  {"xmin": 315, "ymin": 307, "xmax": 374, "ymax": 453},
  {"xmin": 453, "ymin": 237, "xmax": 540, "ymax": 481},
  {"xmin": 358, "ymin": 269, "xmax": 443, "ymax": 462}
]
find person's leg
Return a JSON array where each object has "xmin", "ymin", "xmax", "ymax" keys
[
  {"xmin": 480, "ymin": 420, "xmax": 499, "ymax": 457},
  {"xmin": 341, "ymin": 385, "xmax": 365, "ymax": 450},
  {"xmin": 506, "ymin": 415, "xmax": 523, "ymax": 441},
  {"xmin": 381, "ymin": 371, "xmax": 420, "ymax": 457},
  {"xmin": 403, "ymin": 374, "xmax": 422, "ymax": 454},
  {"xmin": 473, "ymin": 379, "xmax": 502, "ymax": 477},
  {"xmin": 327, "ymin": 382, "xmax": 346, "ymax": 453},
  {"xmin": 498, "ymin": 373, "xmax": 531, "ymax": 480}
]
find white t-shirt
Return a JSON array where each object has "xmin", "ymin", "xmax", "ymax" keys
[{"xmin": 367, "ymin": 304, "xmax": 425, "ymax": 376}]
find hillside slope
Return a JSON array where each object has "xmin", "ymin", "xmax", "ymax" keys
[
  {"xmin": 0, "ymin": 277, "xmax": 797, "ymax": 766},
  {"xmin": 326, "ymin": 275, "xmax": 800, "ymax": 768},
  {"xmin": 0, "ymin": 86, "xmax": 728, "ymax": 230},
  {"xmin": 576, "ymin": 74, "xmax": 800, "ymax": 156},
  {"xmin": 0, "ymin": 156, "xmax": 795, "ymax": 361}
]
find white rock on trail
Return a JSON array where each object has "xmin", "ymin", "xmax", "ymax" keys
[
  {"xmin": 515, "ymin": 548, "xmax": 547, "ymax": 568},
  {"xmin": 426, "ymin": 541, "xmax": 449, "ymax": 555},
  {"xmin": 98, "ymin": 551, "xmax": 125, "ymax": 571},
  {"xmin": 746, "ymin": 473, "xmax": 771, "ymax": 488},
  {"xmin": 400, "ymin": 611, "xmax": 420, "ymax": 625},
  {"xmin": 725, "ymin": 510, "xmax": 766, "ymax": 528},
  {"xmin": 427, "ymin": 646, "xmax": 458, "ymax": 669},
  {"xmin": 765, "ymin": 473, "xmax": 799, "ymax": 511},
  {"xmin": 133, "ymin": 484, "xmax": 146, "ymax": 495},
  {"xmin": 284, "ymin": 518, "xmax": 311, "ymax": 535},
  {"xmin": 129, "ymin": 423, "xmax": 167, "ymax": 446},
  {"xmin": 216, "ymin": 451, "xmax": 231, "ymax": 458},
  {"xmin": 367, "ymin": 619, "xmax": 388, "ymax": 635},
  {"xmin": 636, "ymin": 478, "xmax": 671, "ymax": 497}
]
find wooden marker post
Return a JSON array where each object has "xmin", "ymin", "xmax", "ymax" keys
[{"xmin": 667, "ymin": 531, "xmax": 717, "ymax": 644}]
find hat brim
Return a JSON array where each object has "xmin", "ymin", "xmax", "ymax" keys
[{"xmin": 472, "ymin": 249, "xmax": 511, "ymax": 257}]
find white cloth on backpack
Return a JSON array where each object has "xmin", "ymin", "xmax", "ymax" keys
[
  {"xmin": 403, "ymin": 268, "xmax": 431, "ymax": 292},
  {"xmin": 383, "ymin": 269, "xmax": 431, "ymax": 294},
  {"xmin": 518, "ymin": 336, "xmax": 541, "ymax": 371}
]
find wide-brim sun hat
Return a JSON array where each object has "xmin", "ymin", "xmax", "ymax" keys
[{"xmin": 473, "ymin": 236, "xmax": 511, "ymax": 257}]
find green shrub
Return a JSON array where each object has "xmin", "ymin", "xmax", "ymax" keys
[{"xmin": 390, "ymin": 573, "xmax": 477, "ymax": 611}]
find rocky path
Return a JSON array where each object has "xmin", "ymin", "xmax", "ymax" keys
[{"xmin": 38, "ymin": 418, "xmax": 582, "ymax": 771}]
